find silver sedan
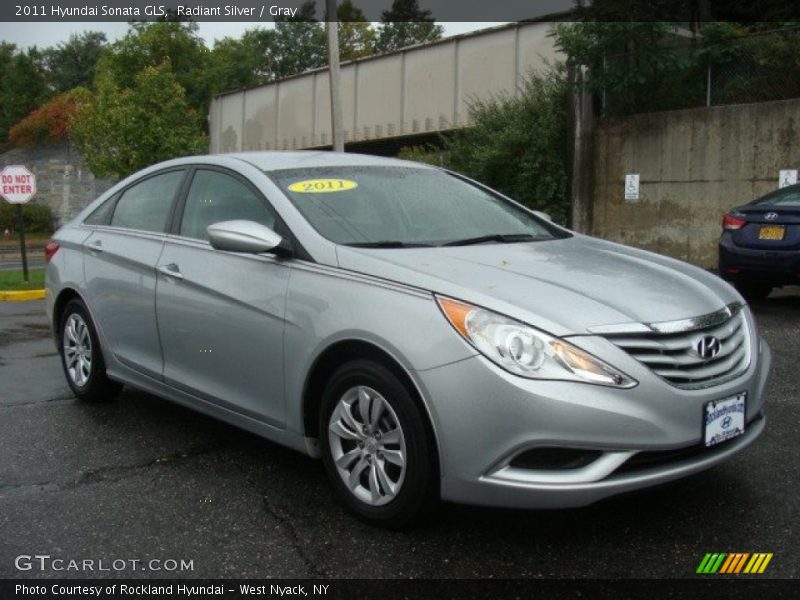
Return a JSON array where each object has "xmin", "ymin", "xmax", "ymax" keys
[{"xmin": 45, "ymin": 152, "xmax": 771, "ymax": 527}]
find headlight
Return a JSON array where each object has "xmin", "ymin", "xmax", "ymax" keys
[{"xmin": 436, "ymin": 296, "xmax": 636, "ymax": 388}]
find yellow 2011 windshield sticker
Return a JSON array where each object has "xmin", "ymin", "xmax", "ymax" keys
[{"xmin": 287, "ymin": 179, "xmax": 358, "ymax": 193}]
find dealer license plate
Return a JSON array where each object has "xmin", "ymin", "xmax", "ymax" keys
[
  {"xmin": 759, "ymin": 225, "xmax": 785, "ymax": 240},
  {"xmin": 704, "ymin": 393, "xmax": 746, "ymax": 447}
]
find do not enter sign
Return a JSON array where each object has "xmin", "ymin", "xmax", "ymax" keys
[
  {"xmin": 1, "ymin": 164, "xmax": 37, "ymax": 282},
  {"xmin": 1, "ymin": 165, "xmax": 37, "ymax": 204}
]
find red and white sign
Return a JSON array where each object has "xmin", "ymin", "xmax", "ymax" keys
[{"xmin": 1, "ymin": 165, "xmax": 37, "ymax": 204}]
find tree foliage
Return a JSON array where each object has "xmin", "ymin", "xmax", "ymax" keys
[
  {"xmin": 377, "ymin": 0, "xmax": 444, "ymax": 53},
  {"xmin": 0, "ymin": 44, "xmax": 47, "ymax": 147},
  {"xmin": 439, "ymin": 72, "xmax": 570, "ymax": 224},
  {"xmin": 96, "ymin": 21, "xmax": 210, "ymax": 114},
  {"xmin": 8, "ymin": 88, "xmax": 91, "ymax": 147},
  {"xmin": 71, "ymin": 63, "xmax": 207, "ymax": 179},
  {"xmin": 42, "ymin": 31, "xmax": 107, "ymax": 94},
  {"xmin": 269, "ymin": 2, "xmax": 327, "ymax": 78},
  {"xmin": 206, "ymin": 29, "xmax": 273, "ymax": 95},
  {"xmin": 553, "ymin": 21, "xmax": 800, "ymax": 115},
  {"xmin": 337, "ymin": 0, "xmax": 376, "ymax": 61}
]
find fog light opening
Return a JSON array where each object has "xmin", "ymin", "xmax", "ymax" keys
[{"xmin": 509, "ymin": 447, "xmax": 603, "ymax": 471}]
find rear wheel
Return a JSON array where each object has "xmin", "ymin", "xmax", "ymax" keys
[
  {"xmin": 735, "ymin": 282, "xmax": 772, "ymax": 302},
  {"xmin": 319, "ymin": 359, "xmax": 438, "ymax": 528},
  {"xmin": 59, "ymin": 298, "xmax": 122, "ymax": 403}
]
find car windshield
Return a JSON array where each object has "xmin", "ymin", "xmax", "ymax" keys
[
  {"xmin": 267, "ymin": 166, "xmax": 565, "ymax": 247},
  {"xmin": 753, "ymin": 185, "xmax": 800, "ymax": 207}
]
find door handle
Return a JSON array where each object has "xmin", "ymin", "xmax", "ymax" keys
[
  {"xmin": 157, "ymin": 263, "xmax": 184, "ymax": 280},
  {"xmin": 87, "ymin": 240, "xmax": 103, "ymax": 253}
]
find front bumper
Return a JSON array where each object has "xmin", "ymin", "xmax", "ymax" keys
[{"xmin": 414, "ymin": 336, "xmax": 771, "ymax": 509}]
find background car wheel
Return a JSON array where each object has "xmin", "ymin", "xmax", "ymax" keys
[
  {"xmin": 735, "ymin": 282, "xmax": 772, "ymax": 302},
  {"xmin": 319, "ymin": 359, "xmax": 438, "ymax": 528},
  {"xmin": 59, "ymin": 298, "xmax": 122, "ymax": 403}
]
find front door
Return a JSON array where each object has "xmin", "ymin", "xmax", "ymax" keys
[{"xmin": 154, "ymin": 168, "xmax": 290, "ymax": 426}]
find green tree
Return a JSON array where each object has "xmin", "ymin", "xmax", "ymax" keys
[
  {"xmin": 443, "ymin": 72, "xmax": 570, "ymax": 224},
  {"xmin": 96, "ymin": 21, "xmax": 210, "ymax": 114},
  {"xmin": 207, "ymin": 29, "xmax": 275, "ymax": 95},
  {"xmin": 337, "ymin": 0, "xmax": 376, "ymax": 61},
  {"xmin": 376, "ymin": 0, "xmax": 443, "ymax": 53},
  {"xmin": 43, "ymin": 31, "xmax": 108, "ymax": 93},
  {"xmin": 207, "ymin": 1, "xmax": 376, "ymax": 95},
  {"xmin": 552, "ymin": 21, "xmax": 800, "ymax": 115},
  {"xmin": 552, "ymin": 22, "xmax": 706, "ymax": 115},
  {"xmin": 270, "ymin": 1, "xmax": 327, "ymax": 78},
  {"xmin": 71, "ymin": 63, "xmax": 207, "ymax": 179},
  {"xmin": 0, "ymin": 44, "xmax": 47, "ymax": 145}
]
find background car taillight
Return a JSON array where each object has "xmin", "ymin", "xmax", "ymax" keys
[
  {"xmin": 44, "ymin": 241, "xmax": 60, "ymax": 262},
  {"xmin": 722, "ymin": 213, "xmax": 747, "ymax": 230}
]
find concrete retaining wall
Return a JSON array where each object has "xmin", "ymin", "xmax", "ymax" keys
[
  {"xmin": 591, "ymin": 98, "xmax": 800, "ymax": 268},
  {"xmin": 0, "ymin": 142, "xmax": 117, "ymax": 228}
]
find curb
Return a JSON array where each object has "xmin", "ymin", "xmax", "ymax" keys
[{"xmin": 0, "ymin": 289, "xmax": 46, "ymax": 302}]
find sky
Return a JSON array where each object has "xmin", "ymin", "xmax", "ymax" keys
[{"xmin": 0, "ymin": 21, "xmax": 506, "ymax": 49}]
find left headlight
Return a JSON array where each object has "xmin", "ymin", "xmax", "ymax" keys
[{"xmin": 436, "ymin": 295, "xmax": 637, "ymax": 388}]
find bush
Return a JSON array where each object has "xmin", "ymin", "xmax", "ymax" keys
[
  {"xmin": 441, "ymin": 71, "xmax": 570, "ymax": 224},
  {"xmin": 397, "ymin": 145, "xmax": 449, "ymax": 167},
  {"xmin": 8, "ymin": 88, "xmax": 91, "ymax": 147},
  {"xmin": 0, "ymin": 202, "xmax": 55, "ymax": 234}
]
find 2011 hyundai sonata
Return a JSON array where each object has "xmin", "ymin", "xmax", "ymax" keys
[{"xmin": 45, "ymin": 152, "xmax": 770, "ymax": 527}]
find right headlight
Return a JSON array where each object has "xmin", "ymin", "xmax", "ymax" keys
[{"xmin": 436, "ymin": 295, "xmax": 637, "ymax": 388}]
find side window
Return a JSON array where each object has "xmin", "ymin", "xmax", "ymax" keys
[
  {"xmin": 110, "ymin": 170, "xmax": 184, "ymax": 233},
  {"xmin": 84, "ymin": 193, "xmax": 118, "ymax": 226},
  {"xmin": 180, "ymin": 169, "xmax": 277, "ymax": 241}
]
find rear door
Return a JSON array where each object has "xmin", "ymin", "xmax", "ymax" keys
[
  {"xmin": 82, "ymin": 169, "xmax": 186, "ymax": 379},
  {"xmin": 154, "ymin": 167, "xmax": 290, "ymax": 426}
]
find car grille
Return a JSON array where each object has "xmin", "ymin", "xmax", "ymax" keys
[{"xmin": 602, "ymin": 308, "xmax": 751, "ymax": 389}]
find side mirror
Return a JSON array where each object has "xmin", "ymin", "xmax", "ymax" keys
[
  {"xmin": 533, "ymin": 210, "xmax": 552, "ymax": 222},
  {"xmin": 207, "ymin": 220, "xmax": 288, "ymax": 255}
]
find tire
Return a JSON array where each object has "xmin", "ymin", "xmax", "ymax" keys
[
  {"xmin": 735, "ymin": 282, "xmax": 772, "ymax": 302},
  {"xmin": 319, "ymin": 359, "xmax": 438, "ymax": 528},
  {"xmin": 59, "ymin": 298, "xmax": 122, "ymax": 403}
]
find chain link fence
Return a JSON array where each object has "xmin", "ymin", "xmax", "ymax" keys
[{"xmin": 598, "ymin": 27, "xmax": 800, "ymax": 116}]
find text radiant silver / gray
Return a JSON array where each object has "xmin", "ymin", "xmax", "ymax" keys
[{"xmin": 45, "ymin": 152, "xmax": 770, "ymax": 527}]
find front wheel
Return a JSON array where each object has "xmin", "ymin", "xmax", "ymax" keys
[
  {"xmin": 59, "ymin": 298, "xmax": 122, "ymax": 403},
  {"xmin": 319, "ymin": 360, "xmax": 438, "ymax": 528}
]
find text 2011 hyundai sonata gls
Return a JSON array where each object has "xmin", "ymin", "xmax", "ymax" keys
[{"xmin": 45, "ymin": 152, "xmax": 771, "ymax": 527}]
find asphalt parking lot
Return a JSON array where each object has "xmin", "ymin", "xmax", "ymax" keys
[{"xmin": 1, "ymin": 295, "xmax": 798, "ymax": 580}]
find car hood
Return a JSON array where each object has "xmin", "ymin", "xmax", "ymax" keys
[{"xmin": 335, "ymin": 235, "xmax": 741, "ymax": 336}]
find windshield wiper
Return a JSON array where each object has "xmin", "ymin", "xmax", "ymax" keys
[
  {"xmin": 346, "ymin": 241, "xmax": 434, "ymax": 248},
  {"xmin": 441, "ymin": 233, "xmax": 542, "ymax": 247}
]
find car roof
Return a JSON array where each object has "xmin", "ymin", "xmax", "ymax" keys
[{"xmin": 223, "ymin": 151, "xmax": 436, "ymax": 172}]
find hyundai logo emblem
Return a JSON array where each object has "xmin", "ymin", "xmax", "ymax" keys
[
  {"xmin": 764, "ymin": 212, "xmax": 779, "ymax": 221},
  {"xmin": 695, "ymin": 335, "xmax": 721, "ymax": 360}
]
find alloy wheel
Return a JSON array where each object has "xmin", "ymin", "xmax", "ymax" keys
[
  {"xmin": 328, "ymin": 385, "xmax": 407, "ymax": 506},
  {"xmin": 63, "ymin": 313, "xmax": 93, "ymax": 387}
]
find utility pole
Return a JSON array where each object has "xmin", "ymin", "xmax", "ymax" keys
[{"xmin": 326, "ymin": 0, "xmax": 344, "ymax": 152}]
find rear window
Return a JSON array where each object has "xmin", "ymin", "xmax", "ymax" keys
[
  {"xmin": 84, "ymin": 194, "xmax": 118, "ymax": 226},
  {"xmin": 110, "ymin": 170, "xmax": 184, "ymax": 233},
  {"xmin": 753, "ymin": 185, "xmax": 800, "ymax": 207}
]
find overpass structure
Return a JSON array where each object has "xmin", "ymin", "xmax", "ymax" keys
[{"xmin": 209, "ymin": 21, "xmax": 563, "ymax": 154}]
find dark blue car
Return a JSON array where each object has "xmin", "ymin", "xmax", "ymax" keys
[{"xmin": 719, "ymin": 183, "xmax": 800, "ymax": 300}]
